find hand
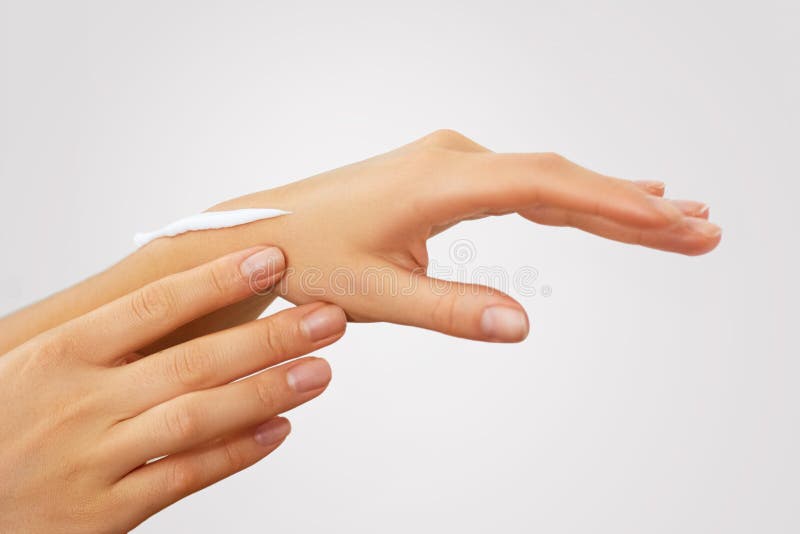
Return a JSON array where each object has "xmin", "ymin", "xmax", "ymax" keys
[
  {"xmin": 201, "ymin": 129, "xmax": 720, "ymax": 342},
  {"xmin": 0, "ymin": 129, "xmax": 721, "ymax": 354},
  {"xmin": 0, "ymin": 246, "xmax": 346, "ymax": 532}
]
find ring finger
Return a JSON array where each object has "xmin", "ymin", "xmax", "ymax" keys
[{"xmin": 107, "ymin": 356, "xmax": 332, "ymax": 475}]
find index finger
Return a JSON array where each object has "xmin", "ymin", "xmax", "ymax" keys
[
  {"xmin": 423, "ymin": 151, "xmax": 684, "ymax": 229},
  {"xmin": 54, "ymin": 245, "xmax": 285, "ymax": 365}
]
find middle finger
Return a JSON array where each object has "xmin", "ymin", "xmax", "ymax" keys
[{"xmin": 112, "ymin": 302, "xmax": 345, "ymax": 414}]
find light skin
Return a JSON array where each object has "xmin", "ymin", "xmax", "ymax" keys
[
  {"xmin": 0, "ymin": 130, "xmax": 722, "ymax": 354},
  {"xmin": 0, "ymin": 130, "xmax": 722, "ymax": 529},
  {"xmin": 0, "ymin": 246, "xmax": 347, "ymax": 532}
]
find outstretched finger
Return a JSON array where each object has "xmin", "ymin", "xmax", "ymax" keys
[
  {"xmin": 633, "ymin": 181, "xmax": 710, "ymax": 219},
  {"xmin": 370, "ymin": 268, "xmax": 530, "ymax": 343},
  {"xmin": 424, "ymin": 152, "xmax": 685, "ymax": 231},
  {"xmin": 521, "ymin": 206, "xmax": 721, "ymax": 255}
]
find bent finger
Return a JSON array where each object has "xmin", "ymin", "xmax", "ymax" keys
[
  {"xmin": 115, "ymin": 417, "xmax": 290, "ymax": 529},
  {"xmin": 59, "ymin": 246, "xmax": 285, "ymax": 364},
  {"xmin": 116, "ymin": 303, "xmax": 345, "ymax": 411},
  {"xmin": 107, "ymin": 357, "xmax": 330, "ymax": 473}
]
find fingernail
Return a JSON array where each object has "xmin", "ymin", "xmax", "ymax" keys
[
  {"xmin": 240, "ymin": 247, "xmax": 285, "ymax": 288},
  {"xmin": 685, "ymin": 217, "xmax": 722, "ymax": 238},
  {"xmin": 636, "ymin": 180, "xmax": 665, "ymax": 193},
  {"xmin": 670, "ymin": 199, "xmax": 710, "ymax": 218},
  {"xmin": 300, "ymin": 305, "xmax": 346, "ymax": 341},
  {"xmin": 287, "ymin": 358, "xmax": 331, "ymax": 393},
  {"xmin": 480, "ymin": 306, "xmax": 529, "ymax": 342},
  {"xmin": 254, "ymin": 417, "xmax": 291, "ymax": 446}
]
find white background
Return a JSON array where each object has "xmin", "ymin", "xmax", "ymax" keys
[{"xmin": 1, "ymin": 1, "xmax": 798, "ymax": 532}]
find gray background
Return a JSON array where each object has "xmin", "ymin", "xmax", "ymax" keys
[{"xmin": 1, "ymin": 1, "xmax": 798, "ymax": 532}]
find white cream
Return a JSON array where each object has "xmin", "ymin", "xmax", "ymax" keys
[{"xmin": 134, "ymin": 208, "xmax": 291, "ymax": 247}]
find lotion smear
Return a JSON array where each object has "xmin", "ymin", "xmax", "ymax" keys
[{"xmin": 134, "ymin": 208, "xmax": 291, "ymax": 247}]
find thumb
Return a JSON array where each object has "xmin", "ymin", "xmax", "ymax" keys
[{"xmin": 382, "ymin": 270, "xmax": 530, "ymax": 342}]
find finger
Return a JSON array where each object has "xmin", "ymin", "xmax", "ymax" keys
[
  {"xmin": 523, "ymin": 197, "xmax": 709, "ymax": 228},
  {"xmin": 137, "ymin": 290, "xmax": 280, "ymax": 356},
  {"xmin": 367, "ymin": 268, "xmax": 529, "ymax": 342},
  {"xmin": 115, "ymin": 417, "xmax": 290, "ymax": 528},
  {"xmin": 107, "ymin": 357, "xmax": 330, "ymax": 472},
  {"xmin": 521, "ymin": 207, "xmax": 722, "ymax": 255},
  {"xmin": 57, "ymin": 246, "xmax": 285, "ymax": 365},
  {"xmin": 425, "ymin": 152, "xmax": 684, "ymax": 230},
  {"xmin": 668, "ymin": 199, "xmax": 710, "ymax": 219},
  {"xmin": 116, "ymin": 303, "xmax": 345, "ymax": 410},
  {"xmin": 433, "ymin": 195, "xmax": 707, "ymax": 244},
  {"xmin": 632, "ymin": 180, "xmax": 711, "ymax": 219}
]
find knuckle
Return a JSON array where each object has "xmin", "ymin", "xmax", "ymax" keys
[
  {"xmin": 167, "ymin": 345, "xmax": 210, "ymax": 389},
  {"xmin": 254, "ymin": 379, "xmax": 281, "ymax": 409},
  {"xmin": 430, "ymin": 290, "xmax": 460, "ymax": 335},
  {"xmin": 57, "ymin": 385, "xmax": 104, "ymax": 424},
  {"xmin": 423, "ymin": 128, "xmax": 467, "ymax": 147},
  {"xmin": 131, "ymin": 281, "xmax": 177, "ymax": 323},
  {"xmin": 220, "ymin": 436, "xmax": 245, "ymax": 470},
  {"xmin": 260, "ymin": 321, "xmax": 290, "ymax": 358},
  {"xmin": 405, "ymin": 138, "xmax": 463, "ymax": 180},
  {"xmin": 163, "ymin": 402, "xmax": 198, "ymax": 442},
  {"xmin": 16, "ymin": 332, "xmax": 76, "ymax": 380},
  {"xmin": 168, "ymin": 460, "xmax": 198, "ymax": 494},
  {"xmin": 26, "ymin": 334, "xmax": 69, "ymax": 368},
  {"xmin": 531, "ymin": 151, "xmax": 567, "ymax": 171},
  {"xmin": 207, "ymin": 262, "xmax": 234, "ymax": 297}
]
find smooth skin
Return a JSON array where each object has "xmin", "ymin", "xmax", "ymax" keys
[
  {"xmin": 0, "ymin": 246, "xmax": 346, "ymax": 532},
  {"xmin": 0, "ymin": 130, "xmax": 721, "ymax": 352}
]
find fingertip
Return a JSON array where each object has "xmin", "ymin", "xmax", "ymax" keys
[
  {"xmin": 300, "ymin": 304, "xmax": 347, "ymax": 342},
  {"xmin": 239, "ymin": 246, "xmax": 286, "ymax": 293},
  {"xmin": 675, "ymin": 217, "xmax": 723, "ymax": 255},
  {"xmin": 684, "ymin": 233, "xmax": 723, "ymax": 256},
  {"xmin": 669, "ymin": 199, "xmax": 711, "ymax": 219},
  {"xmin": 254, "ymin": 417, "xmax": 291, "ymax": 447},
  {"xmin": 286, "ymin": 357, "xmax": 332, "ymax": 393},
  {"xmin": 480, "ymin": 305, "xmax": 530, "ymax": 343},
  {"xmin": 684, "ymin": 216, "xmax": 722, "ymax": 238}
]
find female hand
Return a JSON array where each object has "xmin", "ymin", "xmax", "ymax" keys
[
  {"xmin": 194, "ymin": 129, "xmax": 721, "ymax": 342},
  {"xmin": 0, "ymin": 129, "xmax": 721, "ymax": 353},
  {"xmin": 0, "ymin": 246, "xmax": 346, "ymax": 532}
]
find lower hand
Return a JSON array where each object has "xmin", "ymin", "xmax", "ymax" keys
[{"xmin": 0, "ymin": 246, "xmax": 346, "ymax": 532}]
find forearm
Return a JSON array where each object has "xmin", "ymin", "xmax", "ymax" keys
[{"xmin": 0, "ymin": 193, "xmax": 284, "ymax": 354}]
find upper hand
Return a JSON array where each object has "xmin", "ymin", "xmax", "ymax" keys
[{"xmin": 212, "ymin": 130, "xmax": 721, "ymax": 342}]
